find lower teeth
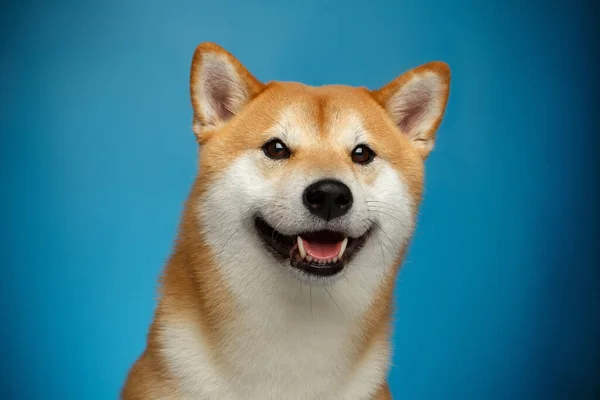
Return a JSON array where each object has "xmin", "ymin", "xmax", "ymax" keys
[{"xmin": 303, "ymin": 257, "xmax": 338, "ymax": 264}]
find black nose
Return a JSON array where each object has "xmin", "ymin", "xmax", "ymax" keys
[{"xmin": 303, "ymin": 179, "xmax": 353, "ymax": 221}]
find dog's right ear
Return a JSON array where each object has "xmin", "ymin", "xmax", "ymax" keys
[{"xmin": 190, "ymin": 42, "xmax": 264, "ymax": 141}]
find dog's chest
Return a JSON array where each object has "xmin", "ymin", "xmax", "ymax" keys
[{"xmin": 160, "ymin": 313, "xmax": 389, "ymax": 400}]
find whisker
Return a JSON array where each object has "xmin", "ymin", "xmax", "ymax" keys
[
  {"xmin": 217, "ymin": 226, "xmax": 242, "ymax": 259},
  {"xmin": 371, "ymin": 222, "xmax": 396, "ymax": 258},
  {"xmin": 310, "ymin": 286, "xmax": 314, "ymax": 326},
  {"xmin": 370, "ymin": 220, "xmax": 402, "ymax": 250},
  {"xmin": 365, "ymin": 200, "xmax": 407, "ymax": 213},
  {"xmin": 325, "ymin": 287, "xmax": 344, "ymax": 317},
  {"xmin": 261, "ymin": 196, "xmax": 292, "ymax": 201},
  {"xmin": 376, "ymin": 231, "xmax": 387, "ymax": 271},
  {"xmin": 367, "ymin": 207, "xmax": 410, "ymax": 229},
  {"xmin": 262, "ymin": 112, "xmax": 288, "ymax": 134}
]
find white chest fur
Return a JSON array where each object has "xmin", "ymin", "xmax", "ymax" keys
[{"xmin": 159, "ymin": 286, "xmax": 391, "ymax": 400}]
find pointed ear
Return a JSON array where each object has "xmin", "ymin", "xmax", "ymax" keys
[
  {"xmin": 189, "ymin": 42, "xmax": 264, "ymax": 139},
  {"xmin": 372, "ymin": 62, "xmax": 451, "ymax": 158}
]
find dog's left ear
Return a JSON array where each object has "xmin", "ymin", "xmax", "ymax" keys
[
  {"xmin": 372, "ymin": 62, "xmax": 451, "ymax": 158},
  {"xmin": 190, "ymin": 42, "xmax": 264, "ymax": 141}
]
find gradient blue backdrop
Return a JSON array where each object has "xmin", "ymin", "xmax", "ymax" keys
[{"xmin": 1, "ymin": 0, "xmax": 598, "ymax": 399}]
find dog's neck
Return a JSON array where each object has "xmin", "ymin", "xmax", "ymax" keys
[{"xmin": 154, "ymin": 203, "xmax": 399, "ymax": 399}]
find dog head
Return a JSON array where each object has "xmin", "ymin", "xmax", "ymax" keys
[{"xmin": 189, "ymin": 43, "xmax": 450, "ymax": 287}]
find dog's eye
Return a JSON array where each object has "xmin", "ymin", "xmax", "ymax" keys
[
  {"xmin": 262, "ymin": 139, "xmax": 291, "ymax": 160},
  {"xmin": 351, "ymin": 145, "xmax": 376, "ymax": 165}
]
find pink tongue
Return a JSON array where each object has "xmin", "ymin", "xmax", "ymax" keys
[{"xmin": 302, "ymin": 239, "xmax": 343, "ymax": 260}]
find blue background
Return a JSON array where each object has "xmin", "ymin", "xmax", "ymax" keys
[{"xmin": 1, "ymin": 0, "xmax": 598, "ymax": 399}]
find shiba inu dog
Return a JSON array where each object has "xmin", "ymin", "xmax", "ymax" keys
[{"xmin": 121, "ymin": 42, "xmax": 450, "ymax": 400}]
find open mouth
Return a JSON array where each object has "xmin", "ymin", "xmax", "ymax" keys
[{"xmin": 254, "ymin": 217, "xmax": 371, "ymax": 278}]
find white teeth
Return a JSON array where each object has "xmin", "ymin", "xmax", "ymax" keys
[
  {"xmin": 298, "ymin": 236, "xmax": 347, "ymax": 264},
  {"xmin": 297, "ymin": 236, "xmax": 306, "ymax": 259},
  {"xmin": 338, "ymin": 238, "xmax": 348, "ymax": 259}
]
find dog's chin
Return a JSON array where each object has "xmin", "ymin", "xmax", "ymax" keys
[{"xmin": 254, "ymin": 216, "xmax": 372, "ymax": 285}]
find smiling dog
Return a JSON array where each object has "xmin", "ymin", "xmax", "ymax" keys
[{"xmin": 121, "ymin": 42, "xmax": 450, "ymax": 400}]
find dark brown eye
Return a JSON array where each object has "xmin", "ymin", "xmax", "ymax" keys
[
  {"xmin": 351, "ymin": 145, "xmax": 375, "ymax": 165},
  {"xmin": 262, "ymin": 139, "xmax": 291, "ymax": 160}
]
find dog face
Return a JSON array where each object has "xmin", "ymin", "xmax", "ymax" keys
[{"xmin": 190, "ymin": 43, "xmax": 450, "ymax": 287}]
